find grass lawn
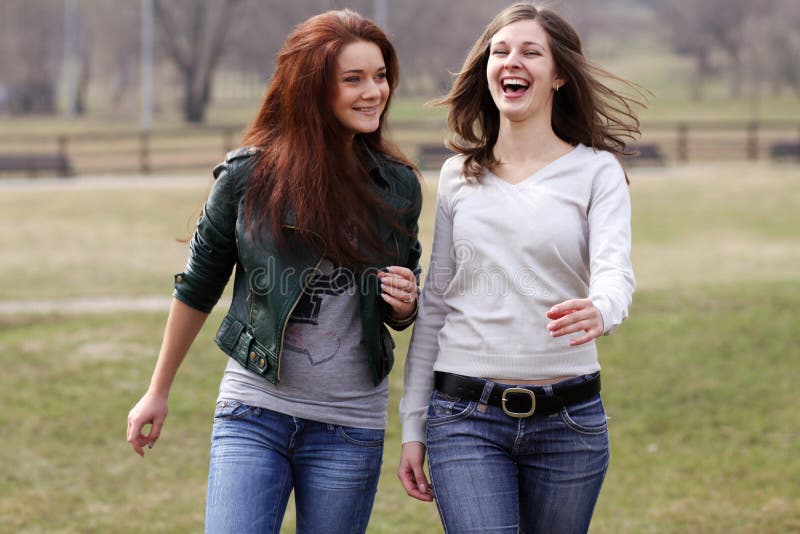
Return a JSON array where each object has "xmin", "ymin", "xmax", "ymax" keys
[{"xmin": 1, "ymin": 163, "xmax": 799, "ymax": 532}]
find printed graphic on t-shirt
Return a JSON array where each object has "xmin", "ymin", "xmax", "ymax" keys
[{"xmin": 284, "ymin": 265, "xmax": 357, "ymax": 366}]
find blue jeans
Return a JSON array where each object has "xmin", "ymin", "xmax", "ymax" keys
[
  {"xmin": 426, "ymin": 374, "xmax": 609, "ymax": 534},
  {"xmin": 205, "ymin": 400, "xmax": 384, "ymax": 534}
]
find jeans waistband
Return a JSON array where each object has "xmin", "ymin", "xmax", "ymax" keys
[{"xmin": 433, "ymin": 371, "xmax": 601, "ymax": 418}]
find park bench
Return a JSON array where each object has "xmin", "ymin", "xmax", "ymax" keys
[
  {"xmin": 769, "ymin": 142, "xmax": 800, "ymax": 161},
  {"xmin": 624, "ymin": 143, "xmax": 664, "ymax": 165},
  {"xmin": 0, "ymin": 154, "xmax": 72, "ymax": 177},
  {"xmin": 417, "ymin": 143, "xmax": 455, "ymax": 170}
]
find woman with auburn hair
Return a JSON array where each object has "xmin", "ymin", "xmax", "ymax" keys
[
  {"xmin": 127, "ymin": 10, "xmax": 422, "ymax": 533},
  {"xmin": 398, "ymin": 3, "xmax": 642, "ymax": 532}
]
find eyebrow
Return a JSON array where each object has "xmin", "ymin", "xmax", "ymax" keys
[
  {"xmin": 340, "ymin": 66, "xmax": 387, "ymax": 75},
  {"xmin": 491, "ymin": 40, "xmax": 545, "ymax": 48}
]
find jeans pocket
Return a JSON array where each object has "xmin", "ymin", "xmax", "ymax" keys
[
  {"xmin": 427, "ymin": 390, "xmax": 476, "ymax": 427},
  {"xmin": 559, "ymin": 394, "xmax": 608, "ymax": 435},
  {"xmin": 213, "ymin": 399, "xmax": 257, "ymax": 421},
  {"xmin": 334, "ymin": 426, "xmax": 385, "ymax": 447}
]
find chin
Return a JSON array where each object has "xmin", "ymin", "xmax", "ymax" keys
[{"xmin": 354, "ymin": 122, "xmax": 380, "ymax": 134}]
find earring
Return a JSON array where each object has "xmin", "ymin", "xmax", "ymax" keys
[{"xmin": 555, "ymin": 84, "xmax": 560, "ymax": 92}]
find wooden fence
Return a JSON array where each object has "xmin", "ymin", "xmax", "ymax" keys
[{"xmin": 0, "ymin": 120, "xmax": 798, "ymax": 176}]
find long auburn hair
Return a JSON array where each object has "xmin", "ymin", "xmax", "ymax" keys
[
  {"xmin": 241, "ymin": 9, "xmax": 412, "ymax": 268},
  {"xmin": 437, "ymin": 2, "xmax": 645, "ymax": 181}
]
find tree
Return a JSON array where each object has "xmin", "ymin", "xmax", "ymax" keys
[
  {"xmin": 0, "ymin": 0, "xmax": 63, "ymax": 114},
  {"xmin": 154, "ymin": 0, "xmax": 243, "ymax": 123},
  {"xmin": 650, "ymin": 0, "xmax": 776, "ymax": 100}
]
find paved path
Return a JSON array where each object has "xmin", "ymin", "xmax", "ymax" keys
[
  {"xmin": 0, "ymin": 175, "xmax": 209, "ymax": 191},
  {"xmin": 0, "ymin": 171, "xmax": 441, "ymax": 192},
  {"xmin": 0, "ymin": 296, "xmax": 231, "ymax": 314}
]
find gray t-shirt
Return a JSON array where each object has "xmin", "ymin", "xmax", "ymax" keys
[{"xmin": 217, "ymin": 260, "xmax": 389, "ymax": 429}]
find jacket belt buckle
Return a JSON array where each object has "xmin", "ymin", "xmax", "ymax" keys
[{"xmin": 501, "ymin": 387, "xmax": 536, "ymax": 418}]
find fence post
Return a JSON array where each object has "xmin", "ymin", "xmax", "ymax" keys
[
  {"xmin": 57, "ymin": 135, "xmax": 70, "ymax": 176},
  {"xmin": 677, "ymin": 122, "xmax": 688, "ymax": 163},
  {"xmin": 222, "ymin": 127, "xmax": 233, "ymax": 154},
  {"xmin": 140, "ymin": 131, "xmax": 151, "ymax": 174},
  {"xmin": 747, "ymin": 121, "xmax": 759, "ymax": 160}
]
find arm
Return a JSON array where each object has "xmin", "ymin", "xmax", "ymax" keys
[
  {"xmin": 547, "ymin": 155, "xmax": 635, "ymax": 344},
  {"xmin": 382, "ymin": 176, "xmax": 424, "ymax": 328},
  {"xmin": 127, "ymin": 162, "xmax": 241, "ymax": 456},
  {"xmin": 127, "ymin": 299, "xmax": 208, "ymax": 456},
  {"xmin": 397, "ymin": 164, "xmax": 457, "ymax": 500}
]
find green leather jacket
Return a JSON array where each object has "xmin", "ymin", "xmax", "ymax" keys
[{"xmin": 173, "ymin": 145, "xmax": 422, "ymax": 386}]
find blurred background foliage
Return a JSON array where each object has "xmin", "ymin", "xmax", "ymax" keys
[{"xmin": 0, "ymin": 0, "xmax": 798, "ymax": 125}]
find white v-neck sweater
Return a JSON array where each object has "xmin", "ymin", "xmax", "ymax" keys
[{"xmin": 400, "ymin": 144, "xmax": 635, "ymax": 443}]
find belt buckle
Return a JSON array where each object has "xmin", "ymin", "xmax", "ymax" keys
[{"xmin": 501, "ymin": 387, "xmax": 536, "ymax": 418}]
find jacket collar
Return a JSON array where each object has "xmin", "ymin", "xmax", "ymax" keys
[{"xmin": 358, "ymin": 137, "xmax": 391, "ymax": 187}]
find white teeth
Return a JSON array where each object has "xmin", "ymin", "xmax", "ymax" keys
[{"xmin": 502, "ymin": 78, "xmax": 530, "ymax": 88}]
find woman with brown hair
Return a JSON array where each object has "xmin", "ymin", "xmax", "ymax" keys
[
  {"xmin": 126, "ymin": 10, "xmax": 421, "ymax": 533},
  {"xmin": 397, "ymin": 2, "xmax": 642, "ymax": 532}
]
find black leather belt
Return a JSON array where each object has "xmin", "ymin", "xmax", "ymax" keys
[{"xmin": 434, "ymin": 371, "xmax": 601, "ymax": 418}]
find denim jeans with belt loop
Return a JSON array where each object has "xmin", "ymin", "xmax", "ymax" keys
[
  {"xmin": 426, "ymin": 373, "xmax": 609, "ymax": 534},
  {"xmin": 205, "ymin": 400, "xmax": 384, "ymax": 534}
]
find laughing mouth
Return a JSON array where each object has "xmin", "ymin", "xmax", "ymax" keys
[{"xmin": 502, "ymin": 78, "xmax": 530, "ymax": 95}]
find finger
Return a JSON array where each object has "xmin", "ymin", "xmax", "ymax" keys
[
  {"xmin": 569, "ymin": 327, "xmax": 602, "ymax": 346},
  {"xmin": 378, "ymin": 272, "xmax": 417, "ymax": 292},
  {"xmin": 547, "ymin": 309, "xmax": 592, "ymax": 331},
  {"xmin": 549, "ymin": 319, "xmax": 595, "ymax": 338},
  {"xmin": 397, "ymin": 467, "xmax": 419, "ymax": 495},
  {"xmin": 398, "ymin": 466, "xmax": 434, "ymax": 502},
  {"xmin": 385, "ymin": 265, "xmax": 414, "ymax": 280},
  {"xmin": 545, "ymin": 307, "xmax": 579, "ymax": 320},
  {"xmin": 381, "ymin": 292, "xmax": 415, "ymax": 315},
  {"xmin": 412, "ymin": 464, "xmax": 432, "ymax": 496},
  {"xmin": 147, "ymin": 419, "xmax": 164, "ymax": 446},
  {"xmin": 127, "ymin": 415, "xmax": 142, "ymax": 443},
  {"xmin": 381, "ymin": 283, "xmax": 415, "ymax": 302},
  {"xmin": 129, "ymin": 433, "xmax": 146, "ymax": 457},
  {"xmin": 547, "ymin": 299, "xmax": 590, "ymax": 318}
]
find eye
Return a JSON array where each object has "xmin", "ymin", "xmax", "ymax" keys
[
  {"xmin": 376, "ymin": 72, "xmax": 388, "ymax": 81},
  {"xmin": 491, "ymin": 49, "xmax": 508, "ymax": 56},
  {"xmin": 524, "ymin": 50, "xmax": 542, "ymax": 57},
  {"xmin": 344, "ymin": 76, "xmax": 360, "ymax": 83}
]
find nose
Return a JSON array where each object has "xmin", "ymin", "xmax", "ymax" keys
[
  {"xmin": 362, "ymin": 79, "xmax": 382, "ymax": 100},
  {"xmin": 503, "ymin": 50, "xmax": 521, "ymax": 70}
]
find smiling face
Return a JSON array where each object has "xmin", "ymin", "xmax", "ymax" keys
[
  {"xmin": 331, "ymin": 40, "xmax": 390, "ymax": 136},
  {"xmin": 486, "ymin": 18, "xmax": 563, "ymax": 123}
]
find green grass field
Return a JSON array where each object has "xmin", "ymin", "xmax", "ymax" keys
[{"xmin": 1, "ymin": 163, "xmax": 799, "ymax": 532}]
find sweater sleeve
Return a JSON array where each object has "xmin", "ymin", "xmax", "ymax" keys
[
  {"xmin": 587, "ymin": 154, "xmax": 635, "ymax": 335},
  {"xmin": 399, "ymin": 160, "xmax": 458, "ymax": 444}
]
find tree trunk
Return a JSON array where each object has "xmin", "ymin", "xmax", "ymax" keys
[
  {"xmin": 184, "ymin": 74, "xmax": 206, "ymax": 123},
  {"xmin": 691, "ymin": 50, "xmax": 710, "ymax": 101},
  {"xmin": 728, "ymin": 52, "xmax": 743, "ymax": 98}
]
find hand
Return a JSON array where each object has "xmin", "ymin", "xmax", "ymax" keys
[
  {"xmin": 397, "ymin": 441, "xmax": 434, "ymax": 502},
  {"xmin": 126, "ymin": 390, "xmax": 168, "ymax": 457},
  {"xmin": 546, "ymin": 298, "xmax": 604, "ymax": 346},
  {"xmin": 378, "ymin": 266, "xmax": 418, "ymax": 320}
]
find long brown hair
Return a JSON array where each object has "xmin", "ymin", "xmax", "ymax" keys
[
  {"xmin": 437, "ymin": 2, "xmax": 645, "ymax": 181},
  {"xmin": 241, "ymin": 9, "xmax": 412, "ymax": 268}
]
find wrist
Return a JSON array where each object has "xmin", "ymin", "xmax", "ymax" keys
[{"xmin": 146, "ymin": 384, "xmax": 171, "ymax": 400}]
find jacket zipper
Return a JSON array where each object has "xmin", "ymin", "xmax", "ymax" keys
[
  {"xmin": 276, "ymin": 225, "xmax": 324, "ymax": 381},
  {"xmin": 392, "ymin": 232, "xmax": 400, "ymax": 265},
  {"xmin": 235, "ymin": 231, "xmax": 256, "ymax": 326}
]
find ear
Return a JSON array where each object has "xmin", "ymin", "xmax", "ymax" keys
[{"xmin": 553, "ymin": 74, "xmax": 566, "ymax": 91}]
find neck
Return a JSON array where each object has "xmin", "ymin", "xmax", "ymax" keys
[{"xmin": 494, "ymin": 112, "xmax": 564, "ymax": 164}]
